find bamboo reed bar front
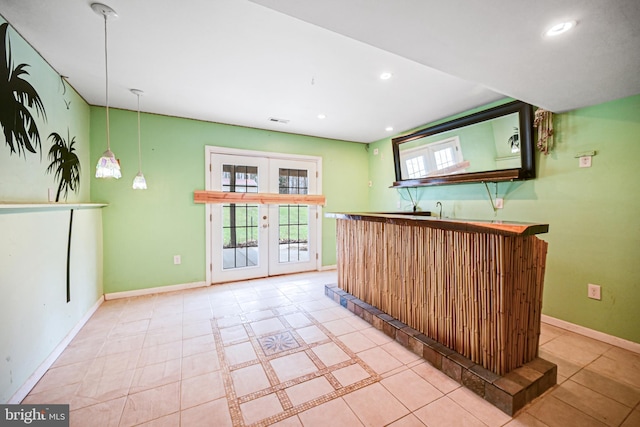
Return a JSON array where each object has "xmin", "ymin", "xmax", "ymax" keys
[{"xmin": 328, "ymin": 212, "xmax": 549, "ymax": 376}]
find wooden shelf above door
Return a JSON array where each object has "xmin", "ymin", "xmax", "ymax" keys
[{"xmin": 194, "ymin": 190, "xmax": 326, "ymax": 206}]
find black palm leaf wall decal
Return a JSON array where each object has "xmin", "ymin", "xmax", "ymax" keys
[
  {"xmin": 46, "ymin": 129, "xmax": 82, "ymax": 303},
  {"xmin": 46, "ymin": 129, "xmax": 81, "ymax": 202},
  {"xmin": 0, "ymin": 22, "xmax": 47, "ymax": 157}
]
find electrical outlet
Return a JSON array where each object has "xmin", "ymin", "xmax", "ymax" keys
[
  {"xmin": 495, "ymin": 198, "xmax": 504, "ymax": 209},
  {"xmin": 579, "ymin": 156, "xmax": 592, "ymax": 168},
  {"xmin": 588, "ymin": 283, "xmax": 601, "ymax": 300},
  {"xmin": 48, "ymin": 188, "xmax": 55, "ymax": 202},
  {"xmin": 174, "ymin": 255, "xmax": 181, "ymax": 265}
]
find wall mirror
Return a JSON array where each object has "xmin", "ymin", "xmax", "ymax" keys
[{"xmin": 392, "ymin": 101, "xmax": 535, "ymax": 187}]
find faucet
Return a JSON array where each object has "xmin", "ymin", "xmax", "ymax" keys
[{"xmin": 436, "ymin": 201, "xmax": 442, "ymax": 218}]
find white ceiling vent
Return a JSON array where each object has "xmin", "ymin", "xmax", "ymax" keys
[{"xmin": 269, "ymin": 117, "xmax": 290, "ymax": 124}]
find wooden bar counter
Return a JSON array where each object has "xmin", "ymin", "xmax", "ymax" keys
[{"xmin": 327, "ymin": 212, "xmax": 549, "ymax": 376}]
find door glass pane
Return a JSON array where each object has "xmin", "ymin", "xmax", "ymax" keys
[
  {"xmin": 222, "ymin": 164, "xmax": 259, "ymax": 269},
  {"xmin": 278, "ymin": 168, "xmax": 309, "ymax": 263}
]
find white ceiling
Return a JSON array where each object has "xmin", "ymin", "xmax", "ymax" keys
[{"xmin": 1, "ymin": 0, "xmax": 638, "ymax": 143}]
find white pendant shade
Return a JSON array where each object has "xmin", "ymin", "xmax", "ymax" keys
[
  {"xmin": 132, "ymin": 172, "xmax": 147, "ymax": 190},
  {"xmin": 95, "ymin": 149, "xmax": 122, "ymax": 178}
]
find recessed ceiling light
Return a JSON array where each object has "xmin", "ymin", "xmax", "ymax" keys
[
  {"xmin": 385, "ymin": 126, "xmax": 394, "ymax": 132},
  {"xmin": 545, "ymin": 21, "xmax": 576, "ymax": 37},
  {"xmin": 380, "ymin": 72, "xmax": 393, "ymax": 80},
  {"xmin": 317, "ymin": 114, "xmax": 326, "ymax": 119}
]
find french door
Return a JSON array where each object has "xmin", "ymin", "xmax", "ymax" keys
[{"xmin": 207, "ymin": 148, "xmax": 320, "ymax": 284}]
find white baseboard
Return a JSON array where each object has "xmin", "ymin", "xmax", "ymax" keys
[
  {"xmin": 104, "ymin": 281, "xmax": 207, "ymax": 300},
  {"xmin": 319, "ymin": 264, "xmax": 337, "ymax": 271},
  {"xmin": 542, "ymin": 314, "xmax": 640, "ymax": 354},
  {"xmin": 9, "ymin": 296, "xmax": 105, "ymax": 404}
]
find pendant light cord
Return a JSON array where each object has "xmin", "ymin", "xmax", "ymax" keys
[
  {"xmin": 137, "ymin": 93, "xmax": 142, "ymax": 173},
  {"xmin": 103, "ymin": 13, "xmax": 111, "ymax": 151}
]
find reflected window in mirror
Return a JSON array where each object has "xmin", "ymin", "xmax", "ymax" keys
[{"xmin": 401, "ymin": 136, "xmax": 466, "ymax": 179}]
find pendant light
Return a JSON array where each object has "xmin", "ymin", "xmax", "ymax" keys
[
  {"xmin": 131, "ymin": 89, "xmax": 147, "ymax": 190},
  {"xmin": 92, "ymin": 3, "xmax": 121, "ymax": 179}
]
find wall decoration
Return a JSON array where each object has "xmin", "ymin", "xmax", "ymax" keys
[
  {"xmin": 0, "ymin": 22, "xmax": 47, "ymax": 157},
  {"xmin": 534, "ymin": 108, "xmax": 554, "ymax": 155},
  {"xmin": 46, "ymin": 128, "xmax": 81, "ymax": 303},
  {"xmin": 59, "ymin": 74, "xmax": 71, "ymax": 110},
  {"xmin": 65, "ymin": 209, "xmax": 74, "ymax": 303},
  {"xmin": 46, "ymin": 129, "xmax": 81, "ymax": 202},
  {"xmin": 46, "ymin": 129, "xmax": 81, "ymax": 303}
]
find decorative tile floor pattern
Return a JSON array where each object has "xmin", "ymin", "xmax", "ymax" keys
[
  {"xmin": 21, "ymin": 271, "xmax": 640, "ymax": 426},
  {"xmin": 210, "ymin": 300, "xmax": 381, "ymax": 426}
]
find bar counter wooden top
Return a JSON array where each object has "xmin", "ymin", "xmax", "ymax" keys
[{"xmin": 325, "ymin": 212, "xmax": 549, "ymax": 237}]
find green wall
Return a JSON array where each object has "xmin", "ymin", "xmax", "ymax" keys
[
  {"xmin": 368, "ymin": 94, "xmax": 640, "ymax": 343},
  {"xmin": 0, "ymin": 19, "xmax": 102, "ymax": 403},
  {"xmin": 90, "ymin": 109, "xmax": 370, "ymax": 293}
]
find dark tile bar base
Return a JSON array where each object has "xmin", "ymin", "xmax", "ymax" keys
[{"xmin": 325, "ymin": 284, "xmax": 557, "ymax": 416}]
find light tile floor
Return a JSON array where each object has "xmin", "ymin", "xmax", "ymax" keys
[{"xmin": 23, "ymin": 271, "xmax": 640, "ymax": 426}]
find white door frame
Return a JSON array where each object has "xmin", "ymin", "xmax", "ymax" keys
[{"xmin": 204, "ymin": 146, "xmax": 323, "ymax": 285}]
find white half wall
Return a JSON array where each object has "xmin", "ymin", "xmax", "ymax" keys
[{"xmin": 0, "ymin": 207, "xmax": 104, "ymax": 403}]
